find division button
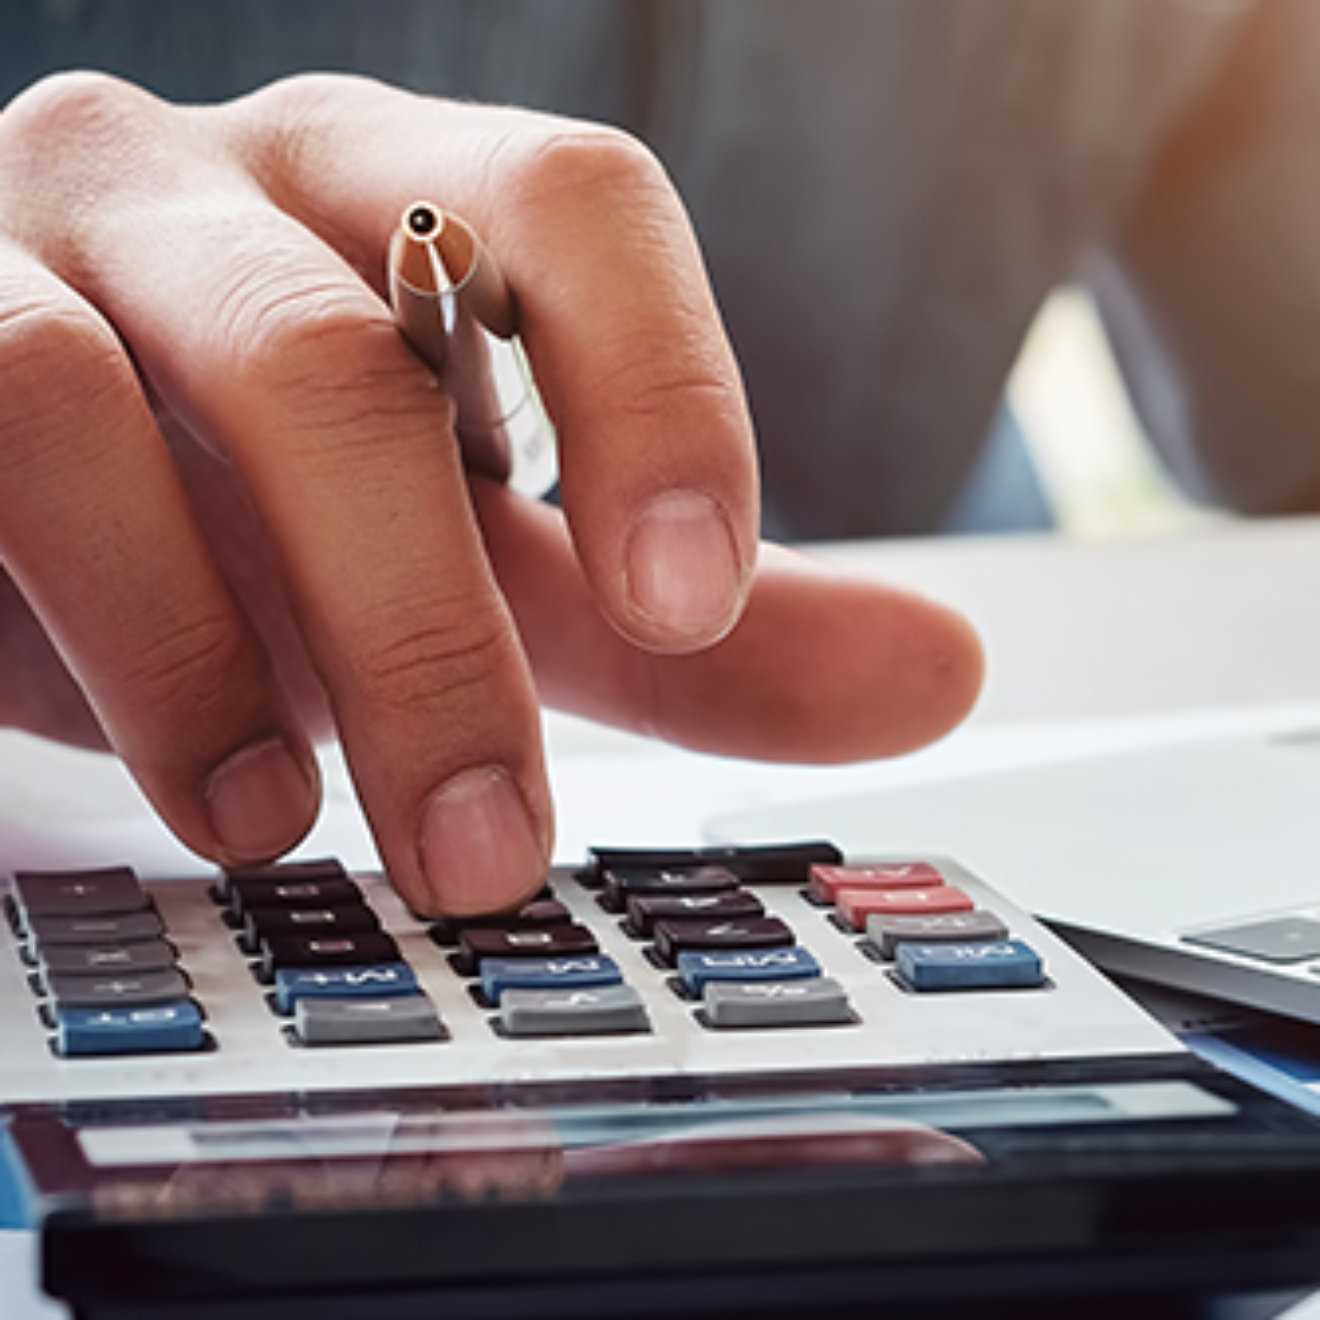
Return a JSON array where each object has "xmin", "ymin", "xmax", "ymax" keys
[
  {"xmin": 677, "ymin": 946, "xmax": 821, "ymax": 996},
  {"xmin": 293, "ymin": 994, "xmax": 445, "ymax": 1046},
  {"xmin": 26, "ymin": 910, "xmax": 165, "ymax": 947},
  {"xmin": 40, "ymin": 939, "xmax": 177, "ymax": 977},
  {"xmin": 835, "ymin": 885, "xmax": 974, "ymax": 932},
  {"xmin": 600, "ymin": 865, "xmax": 739, "ymax": 914},
  {"xmin": 866, "ymin": 909, "xmax": 1010, "ymax": 960},
  {"xmin": 273, "ymin": 962, "xmax": 420, "ymax": 1015},
  {"xmin": 808, "ymin": 861, "xmax": 943, "ymax": 904},
  {"xmin": 499, "ymin": 984, "xmax": 649, "ymax": 1036},
  {"xmin": 652, "ymin": 916, "xmax": 795, "ymax": 966},
  {"xmin": 625, "ymin": 890, "xmax": 764, "ymax": 937},
  {"xmin": 702, "ymin": 978, "xmax": 854, "ymax": 1029},
  {"xmin": 894, "ymin": 940, "xmax": 1045, "ymax": 991},
  {"xmin": 47, "ymin": 966, "xmax": 192, "ymax": 1010},
  {"xmin": 480, "ymin": 954, "xmax": 623, "ymax": 1006},
  {"xmin": 454, "ymin": 924, "xmax": 598, "ymax": 975},
  {"xmin": 55, "ymin": 1000, "xmax": 205, "ymax": 1057},
  {"xmin": 13, "ymin": 868, "xmax": 148, "ymax": 921},
  {"xmin": 258, "ymin": 931, "xmax": 401, "ymax": 978}
]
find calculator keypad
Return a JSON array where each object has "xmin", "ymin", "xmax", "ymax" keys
[{"xmin": 3, "ymin": 844, "xmax": 1054, "ymax": 1064}]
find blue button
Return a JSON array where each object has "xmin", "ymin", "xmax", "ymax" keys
[
  {"xmin": 273, "ymin": 962, "xmax": 419, "ymax": 1014},
  {"xmin": 895, "ymin": 939, "xmax": 1044, "ymax": 991},
  {"xmin": 480, "ymin": 955, "xmax": 623, "ymax": 1005},
  {"xmin": 56, "ymin": 1000, "xmax": 204, "ymax": 1056},
  {"xmin": 677, "ymin": 946, "xmax": 821, "ymax": 995}
]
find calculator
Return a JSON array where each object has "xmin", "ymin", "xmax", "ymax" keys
[{"xmin": 6, "ymin": 840, "xmax": 1320, "ymax": 1319}]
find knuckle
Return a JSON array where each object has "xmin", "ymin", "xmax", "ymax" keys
[
  {"xmin": 0, "ymin": 294, "xmax": 136, "ymax": 483},
  {"xmin": 351, "ymin": 600, "xmax": 522, "ymax": 717},
  {"xmin": 211, "ymin": 239, "xmax": 376, "ymax": 389},
  {"xmin": 506, "ymin": 123, "xmax": 671, "ymax": 212},
  {"xmin": 119, "ymin": 608, "xmax": 251, "ymax": 718},
  {"xmin": 0, "ymin": 72, "xmax": 163, "ymax": 207}
]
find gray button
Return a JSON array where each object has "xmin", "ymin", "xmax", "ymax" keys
[
  {"xmin": 499, "ymin": 985, "xmax": 649, "ymax": 1036},
  {"xmin": 1183, "ymin": 916, "xmax": 1320, "ymax": 964},
  {"xmin": 41, "ymin": 939, "xmax": 177, "ymax": 976},
  {"xmin": 703, "ymin": 977, "xmax": 854, "ymax": 1028},
  {"xmin": 294, "ymin": 994, "xmax": 445, "ymax": 1046},
  {"xmin": 866, "ymin": 909, "xmax": 1009, "ymax": 959},
  {"xmin": 47, "ymin": 966, "xmax": 190, "ymax": 1009},
  {"xmin": 27, "ymin": 910, "xmax": 164, "ymax": 946},
  {"xmin": 14, "ymin": 868, "xmax": 147, "ymax": 920}
]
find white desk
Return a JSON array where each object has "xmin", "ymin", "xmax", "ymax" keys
[{"xmin": 7, "ymin": 516, "xmax": 1320, "ymax": 1320}]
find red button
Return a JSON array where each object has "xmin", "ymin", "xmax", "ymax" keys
[
  {"xmin": 809, "ymin": 862, "xmax": 943, "ymax": 904},
  {"xmin": 835, "ymin": 885, "xmax": 974, "ymax": 931}
]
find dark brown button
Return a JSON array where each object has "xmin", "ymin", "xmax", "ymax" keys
[
  {"xmin": 625, "ymin": 890, "xmax": 764, "ymax": 937},
  {"xmin": 227, "ymin": 876, "xmax": 363, "ymax": 921},
  {"xmin": 600, "ymin": 865, "xmax": 738, "ymax": 913},
  {"xmin": 258, "ymin": 931, "xmax": 400, "ymax": 978},
  {"xmin": 453, "ymin": 924, "xmax": 598, "ymax": 975},
  {"xmin": 428, "ymin": 896, "xmax": 569, "ymax": 947},
  {"xmin": 218, "ymin": 857, "xmax": 348, "ymax": 904},
  {"xmin": 652, "ymin": 916, "xmax": 795, "ymax": 966},
  {"xmin": 242, "ymin": 903, "xmax": 379, "ymax": 952}
]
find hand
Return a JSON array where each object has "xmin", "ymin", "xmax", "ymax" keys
[{"xmin": 0, "ymin": 72, "xmax": 981, "ymax": 915}]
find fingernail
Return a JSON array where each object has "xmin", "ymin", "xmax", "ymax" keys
[
  {"xmin": 418, "ymin": 766, "xmax": 544, "ymax": 914},
  {"xmin": 205, "ymin": 737, "xmax": 318, "ymax": 862},
  {"xmin": 625, "ymin": 490, "xmax": 743, "ymax": 643}
]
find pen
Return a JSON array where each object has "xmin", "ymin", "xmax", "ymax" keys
[{"xmin": 388, "ymin": 200, "xmax": 558, "ymax": 497}]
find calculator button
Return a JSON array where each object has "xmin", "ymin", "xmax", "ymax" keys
[
  {"xmin": 866, "ymin": 909, "xmax": 1010, "ymax": 959},
  {"xmin": 895, "ymin": 940, "xmax": 1045, "ymax": 991},
  {"xmin": 652, "ymin": 916, "xmax": 795, "ymax": 966},
  {"xmin": 427, "ymin": 897, "xmax": 570, "ymax": 947},
  {"xmin": 14, "ymin": 868, "xmax": 147, "ymax": 920},
  {"xmin": 625, "ymin": 890, "xmax": 764, "ymax": 937},
  {"xmin": 1182, "ymin": 916, "xmax": 1320, "ymax": 964},
  {"xmin": 47, "ymin": 966, "xmax": 191, "ymax": 1009},
  {"xmin": 55, "ymin": 1000, "xmax": 204, "ymax": 1057},
  {"xmin": 455, "ymin": 924, "xmax": 598, "ymax": 974},
  {"xmin": 808, "ymin": 862, "xmax": 942, "ymax": 904},
  {"xmin": 677, "ymin": 946, "xmax": 821, "ymax": 996},
  {"xmin": 26, "ymin": 910, "xmax": 164, "ymax": 947},
  {"xmin": 40, "ymin": 938, "xmax": 177, "ymax": 977},
  {"xmin": 273, "ymin": 962, "xmax": 420, "ymax": 1015},
  {"xmin": 499, "ymin": 985, "xmax": 649, "ymax": 1036},
  {"xmin": 480, "ymin": 954, "xmax": 623, "ymax": 1005},
  {"xmin": 258, "ymin": 931, "xmax": 401, "ymax": 977},
  {"xmin": 293, "ymin": 994, "xmax": 445, "ymax": 1046},
  {"xmin": 702, "ymin": 978, "xmax": 853, "ymax": 1029},
  {"xmin": 835, "ymin": 885, "xmax": 974, "ymax": 932},
  {"xmin": 243, "ymin": 904, "xmax": 379, "ymax": 948},
  {"xmin": 218, "ymin": 857, "xmax": 347, "ymax": 903},
  {"xmin": 600, "ymin": 866, "xmax": 738, "ymax": 913},
  {"xmin": 584, "ymin": 841, "xmax": 842, "ymax": 885},
  {"xmin": 227, "ymin": 877, "xmax": 363, "ymax": 919}
]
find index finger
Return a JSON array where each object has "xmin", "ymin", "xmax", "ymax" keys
[{"xmin": 224, "ymin": 75, "xmax": 760, "ymax": 654}]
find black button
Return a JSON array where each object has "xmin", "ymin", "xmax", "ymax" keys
[
  {"xmin": 652, "ymin": 916, "xmax": 795, "ymax": 966},
  {"xmin": 600, "ymin": 865, "xmax": 738, "ymax": 913},
  {"xmin": 226, "ymin": 876, "xmax": 363, "ymax": 921},
  {"xmin": 218, "ymin": 857, "xmax": 347, "ymax": 904},
  {"xmin": 428, "ymin": 896, "xmax": 569, "ymax": 947},
  {"xmin": 625, "ymin": 890, "xmax": 764, "ymax": 937},
  {"xmin": 258, "ymin": 931, "xmax": 400, "ymax": 977},
  {"xmin": 453, "ymin": 924, "xmax": 598, "ymax": 975},
  {"xmin": 581, "ymin": 841, "xmax": 842, "ymax": 886},
  {"xmin": 242, "ymin": 904, "xmax": 379, "ymax": 953}
]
